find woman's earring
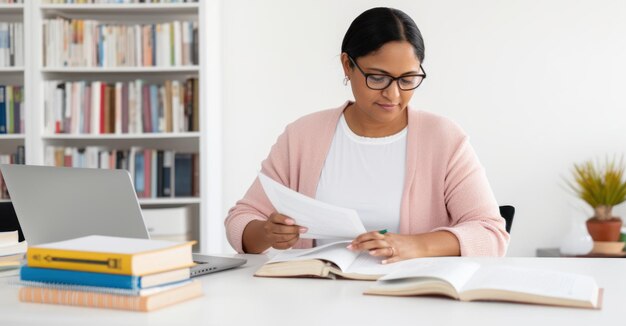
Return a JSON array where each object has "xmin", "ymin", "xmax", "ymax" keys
[{"xmin": 343, "ymin": 76, "xmax": 350, "ymax": 86}]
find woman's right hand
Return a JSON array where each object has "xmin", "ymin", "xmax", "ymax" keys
[{"xmin": 264, "ymin": 213, "xmax": 308, "ymax": 250}]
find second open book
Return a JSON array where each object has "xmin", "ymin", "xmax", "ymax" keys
[{"xmin": 365, "ymin": 259, "xmax": 602, "ymax": 309}]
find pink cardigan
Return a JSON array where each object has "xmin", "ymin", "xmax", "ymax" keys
[{"xmin": 225, "ymin": 102, "xmax": 509, "ymax": 256}]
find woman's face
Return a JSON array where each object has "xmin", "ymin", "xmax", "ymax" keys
[{"xmin": 342, "ymin": 41, "xmax": 422, "ymax": 128}]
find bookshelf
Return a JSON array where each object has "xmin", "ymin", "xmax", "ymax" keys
[
  {"xmin": 0, "ymin": 1, "xmax": 26, "ymax": 200},
  {"xmin": 0, "ymin": 0, "xmax": 223, "ymax": 253}
]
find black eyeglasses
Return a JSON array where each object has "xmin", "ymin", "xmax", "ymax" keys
[{"xmin": 348, "ymin": 56, "xmax": 427, "ymax": 91}]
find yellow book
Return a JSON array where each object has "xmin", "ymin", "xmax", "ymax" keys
[{"xmin": 27, "ymin": 235, "xmax": 195, "ymax": 276}]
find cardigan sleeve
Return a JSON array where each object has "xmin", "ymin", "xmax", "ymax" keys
[
  {"xmin": 224, "ymin": 125, "xmax": 313, "ymax": 253},
  {"xmin": 430, "ymin": 136, "xmax": 510, "ymax": 256}
]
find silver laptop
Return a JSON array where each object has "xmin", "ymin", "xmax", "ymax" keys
[{"xmin": 0, "ymin": 164, "xmax": 246, "ymax": 277}]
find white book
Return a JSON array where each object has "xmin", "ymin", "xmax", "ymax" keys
[
  {"xmin": 173, "ymin": 21, "xmax": 182, "ymax": 66},
  {"xmin": 115, "ymin": 82, "xmax": 122, "ymax": 134},
  {"xmin": 134, "ymin": 25, "xmax": 142, "ymax": 67},
  {"xmin": 135, "ymin": 79, "xmax": 143, "ymax": 133},
  {"xmin": 91, "ymin": 81, "xmax": 101, "ymax": 135},
  {"xmin": 0, "ymin": 23, "xmax": 8, "ymax": 67},
  {"xmin": 366, "ymin": 260, "xmax": 603, "ymax": 310},
  {"xmin": 171, "ymin": 80, "xmax": 180, "ymax": 132},
  {"xmin": 44, "ymin": 146, "xmax": 55, "ymax": 166},
  {"xmin": 0, "ymin": 241, "xmax": 27, "ymax": 257},
  {"xmin": 0, "ymin": 231, "xmax": 18, "ymax": 248},
  {"xmin": 255, "ymin": 241, "xmax": 400, "ymax": 280}
]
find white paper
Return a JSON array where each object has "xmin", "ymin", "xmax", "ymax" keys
[{"xmin": 258, "ymin": 172, "xmax": 367, "ymax": 239}]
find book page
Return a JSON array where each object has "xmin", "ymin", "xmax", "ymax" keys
[
  {"xmin": 344, "ymin": 252, "xmax": 399, "ymax": 275},
  {"xmin": 258, "ymin": 173, "xmax": 367, "ymax": 239},
  {"xmin": 269, "ymin": 241, "xmax": 358, "ymax": 272},
  {"xmin": 377, "ymin": 259, "xmax": 481, "ymax": 293},
  {"xmin": 461, "ymin": 265, "xmax": 599, "ymax": 303}
]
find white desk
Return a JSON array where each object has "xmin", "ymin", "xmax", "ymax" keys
[{"xmin": 0, "ymin": 255, "xmax": 623, "ymax": 325}]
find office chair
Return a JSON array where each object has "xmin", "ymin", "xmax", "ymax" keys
[{"xmin": 499, "ymin": 205, "xmax": 515, "ymax": 234}]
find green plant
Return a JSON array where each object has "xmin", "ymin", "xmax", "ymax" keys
[{"xmin": 568, "ymin": 156, "xmax": 626, "ymax": 220}]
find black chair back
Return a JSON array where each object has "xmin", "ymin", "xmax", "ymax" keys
[
  {"xmin": 499, "ymin": 205, "xmax": 515, "ymax": 234},
  {"xmin": 0, "ymin": 202, "xmax": 24, "ymax": 242}
]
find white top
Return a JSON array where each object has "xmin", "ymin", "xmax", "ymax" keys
[{"xmin": 315, "ymin": 114, "xmax": 406, "ymax": 244}]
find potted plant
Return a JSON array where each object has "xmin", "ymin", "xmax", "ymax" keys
[{"xmin": 568, "ymin": 157, "xmax": 626, "ymax": 242}]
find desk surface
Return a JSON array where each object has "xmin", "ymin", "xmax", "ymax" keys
[{"xmin": 0, "ymin": 255, "xmax": 624, "ymax": 325}]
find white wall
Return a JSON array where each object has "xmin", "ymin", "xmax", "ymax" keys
[{"xmin": 219, "ymin": 0, "xmax": 626, "ymax": 256}]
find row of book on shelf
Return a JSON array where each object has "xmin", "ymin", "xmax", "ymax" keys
[
  {"xmin": 0, "ymin": 85, "xmax": 24, "ymax": 134},
  {"xmin": 45, "ymin": 146, "xmax": 198, "ymax": 198},
  {"xmin": 42, "ymin": 0, "xmax": 197, "ymax": 3},
  {"xmin": 44, "ymin": 18, "xmax": 198, "ymax": 68},
  {"xmin": 0, "ymin": 145, "xmax": 24, "ymax": 199},
  {"xmin": 19, "ymin": 235, "xmax": 202, "ymax": 312},
  {"xmin": 0, "ymin": 0, "xmax": 22, "ymax": 4},
  {"xmin": 45, "ymin": 78, "xmax": 198, "ymax": 134},
  {"xmin": 0, "ymin": 22, "xmax": 23, "ymax": 68}
]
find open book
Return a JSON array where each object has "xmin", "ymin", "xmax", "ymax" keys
[
  {"xmin": 255, "ymin": 241, "xmax": 399, "ymax": 281},
  {"xmin": 364, "ymin": 260, "xmax": 602, "ymax": 309}
]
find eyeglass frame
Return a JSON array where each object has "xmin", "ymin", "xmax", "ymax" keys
[{"xmin": 348, "ymin": 56, "xmax": 427, "ymax": 91}]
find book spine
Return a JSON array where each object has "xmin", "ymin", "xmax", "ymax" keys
[
  {"xmin": 19, "ymin": 286, "xmax": 148, "ymax": 311},
  {"xmin": 0, "ymin": 85, "xmax": 6, "ymax": 134},
  {"xmin": 20, "ymin": 266, "xmax": 138, "ymax": 290},
  {"xmin": 174, "ymin": 153, "xmax": 193, "ymax": 197},
  {"xmin": 26, "ymin": 248, "xmax": 134, "ymax": 275}
]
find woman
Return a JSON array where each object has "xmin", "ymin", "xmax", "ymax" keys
[{"xmin": 225, "ymin": 7, "xmax": 509, "ymax": 263}]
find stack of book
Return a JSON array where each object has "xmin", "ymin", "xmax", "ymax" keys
[
  {"xmin": 19, "ymin": 235, "xmax": 203, "ymax": 312},
  {"xmin": 0, "ymin": 230, "xmax": 26, "ymax": 277}
]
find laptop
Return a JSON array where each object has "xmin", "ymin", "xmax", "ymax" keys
[{"xmin": 0, "ymin": 164, "xmax": 246, "ymax": 277}]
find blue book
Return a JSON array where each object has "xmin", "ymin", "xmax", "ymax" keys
[
  {"xmin": 174, "ymin": 153, "xmax": 193, "ymax": 197},
  {"xmin": 0, "ymin": 86, "xmax": 6, "ymax": 134},
  {"xmin": 135, "ymin": 150, "xmax": 145, "ymax": 197},
  {"xmin": 20, "ymin": 266, "xmax": 190, "ymax": 290},
  {"xmin": 150, "ymin": 85, "xmax": 158, "ymax": 133}
]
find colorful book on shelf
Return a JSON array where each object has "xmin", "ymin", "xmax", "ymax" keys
[
  {"xmin": 364, "ymin": 260, "xmax": 603, "ymax": 310},
  {"xmin": 19, "ymin": 279, "xmax": 203, "ymax": 312},
  {"xmin": 0, "ymin": 85, "xmax": 6, "ymax": 133},
  {"xmin": 20, "ymin": 266, "xmax": 190, "ymax": 290},
  {"xmin": 174, "ymin": 153, "xmax": 193, "ymax": 197},
  {"xmin": 26, "ymin": 235, "xmax": 195, "ymax": 276}
]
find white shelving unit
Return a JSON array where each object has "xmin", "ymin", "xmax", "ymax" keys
[
  {"xmin": 0, "ymin": 0, "xmax": 223, "ymax": 253},
  {"xmin": 0, "ymin": 3, "xmax": 26, "ymax": 164}
]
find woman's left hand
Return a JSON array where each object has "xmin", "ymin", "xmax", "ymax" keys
[{"xmin": 348, "ymin": 231, "xmax": 425, "ymax": 264}]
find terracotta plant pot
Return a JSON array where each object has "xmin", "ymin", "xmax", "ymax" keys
[{"xmin": 586, "ymin": 218, "xmax": 623, "ymax": 242}]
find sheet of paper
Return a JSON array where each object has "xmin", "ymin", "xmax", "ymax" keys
[{"xmin": 258, "ymin": 172, "xmax": 367, "ymax": 239}]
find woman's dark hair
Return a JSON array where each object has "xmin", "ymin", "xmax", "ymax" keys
[{"xmin": 341, "ymin": 7, "xmax": 425, "ymax": 64}]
